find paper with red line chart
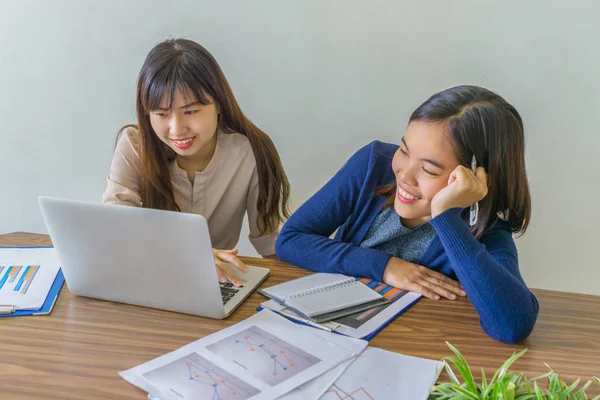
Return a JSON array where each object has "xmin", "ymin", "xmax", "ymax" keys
[
  {"xmin": 146, "ymin": 326, "xmax": 368, "ymax": 400},
  {"xmin": 142, "ymin": 352, "xmax": 261, "ymax": 400},
  {"xmin": 0, "ymin": 247, "xmax": 60, "ymax": 310},
  {"xmin": 119, "ymin": 310, "xmax": 356, "ymax": 400},
  {"xmin": 206, "ymin": 325, "xmax": 321, "ymax": 386},
  {"xmin": 319, "ymin": 347, "xmax": 443, "ymax": 400}
]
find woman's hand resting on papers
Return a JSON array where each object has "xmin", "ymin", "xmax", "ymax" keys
[
  {"xmin": 213, "ymin": 248, "xmax": 248, "ymax": 287},
  {"xmin": 382, "ymin": 257, "xmax": 466, "ymax": 300}
]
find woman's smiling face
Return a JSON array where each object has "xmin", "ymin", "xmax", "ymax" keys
[{"xmin": 391, "ymin": 121, "xmax": 460, "ymax": 227}]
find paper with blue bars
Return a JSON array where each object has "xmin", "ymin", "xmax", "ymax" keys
[{"xmin": 0, "ymin": 247, "xmax": 60, "ymax": 310}]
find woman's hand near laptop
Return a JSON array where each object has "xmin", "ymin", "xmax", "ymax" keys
[
  {"xmin": 213, "ymin": 249, "xmax": 247, "ymax": 287},
  {"xmin": 382, "ymin": 257, "xmax": 466, "ymax": 300}
]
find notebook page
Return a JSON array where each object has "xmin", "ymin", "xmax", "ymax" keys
[
  {"xmin": 286, "ymin": 281, "xmax": 383, "ymax": 317},
  {"xmin": 260, "ymin": 273, "xmax": 351, "ymax": 302}
]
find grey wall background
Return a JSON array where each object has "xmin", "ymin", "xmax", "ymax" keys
[{"xmin": 1, "ymin": 1, "xmax": 598, "ymax": 294}]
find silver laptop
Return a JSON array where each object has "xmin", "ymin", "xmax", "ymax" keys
[{"xmin": 38, "ymin": 196, "xmax": 270, "ymax": 319}]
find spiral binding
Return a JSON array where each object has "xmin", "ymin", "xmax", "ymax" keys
[{"xmin": 287, "ymin": 277, "xmax": 355, "ymax": 299}]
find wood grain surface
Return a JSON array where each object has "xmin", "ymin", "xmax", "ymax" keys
[{"xmin": 1, "ymin": 232, "xmax": 598, "ymax": 399}]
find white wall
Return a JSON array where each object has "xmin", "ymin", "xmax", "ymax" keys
[{"xmin": 1, "ymin": 1, "xmax": 598, "ymax": 294}]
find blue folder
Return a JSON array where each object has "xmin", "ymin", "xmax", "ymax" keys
[
  {"xmin": 0, "ymin": 246, "xmax": 65, "ymax": 317},
  {"xmin": 257, "ymin": 294, "xmax": 422, "ymax": 341}
]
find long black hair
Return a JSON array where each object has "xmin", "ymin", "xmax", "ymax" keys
[
  {"xmin": 378, "ymin": 85, "xmax": 531, "ymax": 238},
  {"xmin": 118, "ymin": 38, "xmax": 290, "ymax": 235}
]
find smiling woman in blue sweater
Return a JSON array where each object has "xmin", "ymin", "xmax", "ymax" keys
[{"xmin": 276, "ymin": 85, "xmax": 538, "ymax": 343}]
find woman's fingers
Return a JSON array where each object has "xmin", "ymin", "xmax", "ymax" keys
[
  {"xmin": 382, "ymin": 258, "xmax": 466, "ymax": 301},
  {"xmin": 215, "ymin": 266, "xmax": 226, "ymax": 283},
  {"xmin": 212, "ymin": 248, "xmax": 247, "ymax": 287},
  {"xmin": 415, "ymin": 279, "xmax": 456, "ymax": 300},
  {"xmin": 220, "ymin": 248, "xmax": 239, "ymax": 255},
  {"xmin": 404, "ymin": 268, "xmax": 465, "ymax": 300},
  {"xmin": 215, "ymin": 259, "xmax": 243, "ymax": 287},
  {"xmin": 405, "ymin": 281, "xmax": 442, "ymax": 300},
  {"xmin": 422, "ymin": 271, "xmax": 466, "ymax": 296},
  {"xmin": 216, "ymin": 251, "xmax": 248, "ymax": 274}
]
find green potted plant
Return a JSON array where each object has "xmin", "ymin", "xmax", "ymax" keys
[{"xmin": 429, "ymin": 342, "xmax": 600, "ymax": 399}]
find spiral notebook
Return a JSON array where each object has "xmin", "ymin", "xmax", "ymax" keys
[{"xmin": 259, "ymin": 273, "xmax": 388, "ymax": 322}]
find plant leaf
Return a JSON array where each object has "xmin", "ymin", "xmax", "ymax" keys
[
  {"xmin": 575, "ymin": 379, "xmax": 592, "ymax": 396},
  {"xmin": 533, "ymin": 381, "xmax": 545, "ymax": 400},
  {"xmin": 445, "ymin": 342, "xmax": 478, "ymax": 394},
  {"xmin": 488, "ymin": 348, "xmax": 528, "ymax": 388},
  {"xmin": 430, "ymin": 346, "xmax": 599, "ymax": 400},
  {"xmin": 524, "ymin": 377, "xmax": 533, "ymax": 394},
  {"xmin": 444, "ymin": 360, "xmax": 462, "ymax": 386},
  {"xmin": 498, "ymin": 348, "xmax": 528, "ymax": 380},
  {"xmin": 481, "ymin": 368, "xmax": 488, "ymax": 392},
  {"xmin": 482, "ymin": 349, "xmax": 528, "ymax": 399},
  {"xmin": 547, "ymin": 371, "xmax": 561, "ymax": 393},
  {"xmin": 451, "ymin": 385, "xmax": 481, "ymax": 400},
  {"xmin": 529, "ymin": 371, "xmax": 552, "ymax": 383},
  {"xmin": 561, "ymin": 377, "xmax": 580, "ymax": 397}
]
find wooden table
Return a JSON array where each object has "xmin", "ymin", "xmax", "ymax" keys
[{"xmin": 1, "ymin": 232, "xmax": 599, "ymax": 399}]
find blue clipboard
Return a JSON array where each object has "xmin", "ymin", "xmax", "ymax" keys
[
  {"xmin": 0, "ymin": 246, "xmax": 65, "ymax": 317},
  {"xmin": 257, "ymin": 294, "xmax": 422, "ymax": 341}
]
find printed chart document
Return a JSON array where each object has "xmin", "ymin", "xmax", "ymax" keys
[
  {"xmin": 261, "ymin": 279, "xmax": 422, "ymax": 339},
  {"xmin": 260, "ymin": 273, "xmax": 387, "ymax": 321},
  {"xmin": 120, "ymin": 310, "xmax": 356, "ymax": 400},
  {"xmin": 277, "ymin": 327, "xmax": 368, "ymax": 400},
  {"xmin": 149, "ymin": 326, "xmax": 368, "ymax": 400},
  {"xmin": 320, "ymin": 347, "xmax": 444, "ymax": 400},
  {"xmin": 0, "ymin": 247, "xmax": 60, "ymax": 310}
]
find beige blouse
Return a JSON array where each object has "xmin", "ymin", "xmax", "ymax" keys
[{"xmin": 102, "ymin": 127, "xmax": 278, "ymax": 256}]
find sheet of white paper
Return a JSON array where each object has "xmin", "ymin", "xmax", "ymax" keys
[
  {"xmin": 0, "ymin": 247, "xmax": 60, "ymax": 310},
  {"xmin": 149, "ymin": 326, "xmax": 369, "ymax": 400},
  {"xmin": 320, "ymin": 347, "xmax": 444, "ymax": 400},
  {"xmin": 277, "ymin": 327, "xmax": 368, "ymax": 399},
  {"xmin": 260, "ymin": 300, "xmax": 340, "ymax": 331},
  {"xmin": 120, "ymin": 310, "xmax": 356, "ymax": 400}
]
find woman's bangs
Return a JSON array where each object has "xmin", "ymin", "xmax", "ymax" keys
[{"xmin": 142, "ymin": 64, "xmax": 211, "ymax": 113}]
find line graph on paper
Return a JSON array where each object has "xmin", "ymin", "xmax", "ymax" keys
[
  {"xmin": 319, "ymin": 347, "xmax": 443, "ymax": 400},
  {"xmin": 321, "ymin": 383, "xmax": 375, "ymax": 400},
  {"xmin": 142, "ymin": 352, "xmax": 260, "ymax": 400},
  {"xmin": 206, "ymin": 325, "xmax": 321, "ymax": 386}
]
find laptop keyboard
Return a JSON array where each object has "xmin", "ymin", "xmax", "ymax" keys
[{"xmin": 220, "ymin": 282, "xmax": 240, "ymax": 305}]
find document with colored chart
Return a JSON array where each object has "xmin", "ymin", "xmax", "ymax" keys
[
  {"xmin": 0, "ymin": 247, "xmax": 61, "ymax": 310},
  {"xmin": 321, "ymin": 347, "xmax": 443, "ymax": 400},
  {"xmin": 120, "ymin": 310, "xmax": 359, "ymax": 400},
  {"xmin": 261, "ymin": 278, "xmax": 423, "ymax": 339},
  {"xmin": 334, "ymin": 278, "xmax": 422, "ymax": 339}
]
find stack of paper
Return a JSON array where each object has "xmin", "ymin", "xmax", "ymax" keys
[
  {"xmin": 121, "ymin": 310, "xmax": 361, "ymax": 400},
  {"xmin": 0, "ymin": 247, "xmax": 64, "ymax": 316},
  {"xmin": 259, "ymin": 273, "xmax": 389, "ymax": 322},
  {"xmin": 260, "ymin": 278, "xmax": 423, "ymax": 340},
  {"xmin": 122, "ymin": 310, "xmax": 443, "ymax": 400},
  {"xmin": 318, "ymin": 347, "xmax": 443, "ymax": 400}
]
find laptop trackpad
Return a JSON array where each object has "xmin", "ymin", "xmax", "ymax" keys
[{"xmin": 222, "ymin": 265, "xmax": 270, "ymax": 316}]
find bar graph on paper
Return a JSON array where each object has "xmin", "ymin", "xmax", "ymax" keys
[
  {"xmin": 0, "ymin": 265, "xmax": 41, "ymax": 294},
  {"xmin": 142, "ymin": 352, "xmax": 261, "ymax": 400},
  {"xmin": 0, "ymin": 248, "xmax": 61, "ymax": 311}
]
